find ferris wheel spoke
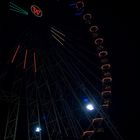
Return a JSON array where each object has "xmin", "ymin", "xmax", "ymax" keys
[
  {"xmin": 55, "ymin": 45, "xmax": 101, "ymax": 86},
  {"xmin": 50, "ymin": 26, "xmax": 97, "ymax": 58},
  {"xmin": 62, "ymin": 98, "xmax": 84, "ymax": 133},
  {"xmin": 51, "ymin": 50, "xmax": 93, "ymax": 116},
  {"xmin": 50, "ymin": 30, "xmax": 65, "ymax": 42},
  {"xmin": 51, "ymin": 59, "xmax": 98, "ymax": 138},
  {"xmin": 11, "ymin": 45, "xmax": 20, "ymax": 63},
  {"xmin": 52, "ymin": 46, "xmax": 103, "ymax": 112},
  {"xmin": 64, "ymin": 30, "xmax": 97, "ymax": 56},
  {"xmin": 51, "ymin": 34, "xmax": 64, "ymax": 46},
  {"xmin": 34, "ymin": 88, "xmax": 52, "ymax": 140},
  {"xmin": 40, "ymin": 66, "xmax": 63, "ymax": 135},
  {"xmin": 9, "ymin": 8, "xmax": 28, "ymax": 16},
  {"xmin": 50, "ymin": 27, "xmax": 65, "ymax": 46},
  {"xmin": 9, "ymin": 2, "xmax": 28, "ymax": 13},
  {"xmin": 47, "ymin": 46, "xmax": 99, "ymax": 89},
  {"xmin": 9, "ymin": 2, "xmax": 28, "ymax": 15},
  {"xmin": 62, "ymin": 38, "xmax": 99, "ymax": 69},
  {"xmin": 33, "ymin": 52, "xmax": 37, "ymax": 73},
  {"xmin": 50, "ymin": 43, "xmax": 100, "ymax": 99},
  {"xmin": 47, "ymin": 56, "xmax": 83, "ymax": 138},
  {"xmin": 66, "ymin": 37, "xmax": 97, "ymax": 57},
  {"xmin": 50, "ymin": 27, "xmax": 66, "ymax": 37}
]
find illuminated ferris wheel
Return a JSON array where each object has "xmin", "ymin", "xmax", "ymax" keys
[{"xmin": 0, "ymin": 0, "xmax": 122, "ymax": 140}]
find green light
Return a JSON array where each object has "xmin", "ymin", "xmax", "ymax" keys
[
  {"xmin": 9, "ymin": 2, "xmax": 28, "ymax": 15},
  {"xmin": 9, "ymin": 5, "xmax": 26, "ymax": 13},
  {"xmin": 9, "ymin": 2, "xmax": 26, "ymax": 11},
  {"xmin": 9, "ymin": 8, "xmax": 28, "ymax": 15},
  {"xmin": 9, "ymin": 7, "xmax": 28, "ymax": 15}
]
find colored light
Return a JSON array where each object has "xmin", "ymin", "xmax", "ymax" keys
[
  {"xmin": 11, "ymin": 45, "xmax": 20, "ymax": 63},
  {"xmin": 83, "ymin": 98, "xmax": 89, "ymax": 102},
  {"xmin": 30, "ymin": 5, "xmax": 43, "ymax": 17},
  {"xmin": 9, "ymin": 2, "xmax": 28, "ymax": 15},
  {"xmin": 23, "ymin": 49, "xmax": 28, "ymax": 69}
]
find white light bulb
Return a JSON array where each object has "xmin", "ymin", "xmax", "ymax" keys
[
  {"xmin": 86, "ymin": 104, "xmax": 94, "ymax": 111},
  {"xmin": 35, "ymin": 127, "xmax": 41, "ymax": 132}
]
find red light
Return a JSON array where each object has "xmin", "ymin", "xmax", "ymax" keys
[
  {"xmin": 23, "ymin": 49, "xmax": 28, "ymax": 69},
  {"xmin": 11, "ymin": 45, "xmax": 20, "ymax": 63},
  {"xmin": 30, "ymin": 5, "xmax": 43, "ymax": 17}
]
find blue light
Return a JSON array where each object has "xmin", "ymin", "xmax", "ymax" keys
[{"xmin": 83, "ymin": 98, "xmax": 89, "ymax": 102}]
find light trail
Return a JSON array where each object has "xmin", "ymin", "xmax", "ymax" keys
[
  {"xmin": 52, "ymin": 34, "xmax": 64, "ymax": 46},
  {"xmin": 51, "ymin": 27, "xmax": 65, "ymax": 37},
  {"xmin": 11, "ymin": 45, "xmax": 20, "ymax": 63},
  {"xmin": 23, "ymin": 49, "xmax": 28, "ymax": 69},
  {"xmin": 9, "ymin": 8, "xmax": 28, "ymax": 15},
  {"xmin": 9, "ymin": 2, "xmax": 28, "ymax": 15},
  {"xmin": 50, "ymin": 30, "xmax": 65, "ymax": 42},
  {"xmin": 9, "ymin": 2, "xmax": 26, "ymax": 11}
]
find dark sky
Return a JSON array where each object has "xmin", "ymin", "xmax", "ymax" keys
[
  {"xmin": 105, "ymin": 1, "xmax": 139, "ymax": 139},
  {"xmin": 0, "ymin": 0, "xmax": 139, "ymax": 140}
]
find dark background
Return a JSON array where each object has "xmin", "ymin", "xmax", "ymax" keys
[
  {"xmin": 104, "ymin": 0, "xmax": 139, "ymax": 139},
  {"xmin": 0, "ymin": 0, "xmax": 139, "ymax": 139}
]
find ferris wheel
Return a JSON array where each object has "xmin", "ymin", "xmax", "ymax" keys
[{"xmin": 0, "ymin": 0, "xmax": 122, "ymax": 140}]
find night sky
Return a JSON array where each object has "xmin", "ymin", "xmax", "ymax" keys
[
  {"xmin": 0, "ymin": 0, "xmax": 139, "ymax": 140},
  {"xmin": 104, "ymin": 1, "xmax": 139, "ymax": 140}
]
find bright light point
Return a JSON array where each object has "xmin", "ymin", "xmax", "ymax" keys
[
  {"xmin": 35, "ymin": 127, "xmax": 41, "ymax": 132},
  {"xmin": 86, "ymin": 104, "xmax": 94, "ymax": 111}
]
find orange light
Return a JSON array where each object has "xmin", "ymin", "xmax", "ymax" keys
[
  {"xmin": 94, "ymin": 38, "xmax": 104, "ymax": 45},
  {"xmin": 89, "ymin": 26, "xmax": 99, "ymax": 33},
  {"xmin": 102, "ymin": 77, "xmax": 112, "ymax": 83},
  {"xmin": 92, "ymin": 118, "xmax": 104, "ymax": 125},
  {"xmin": 23, "ymin": 49, "xmax": 28, "ymax": 69},
  {"xmin": 83, "ymin": 13, "xmax": 92, "ymax": 20},
  {"xmin": 101, "ymin": 64, "xmax": 111, "ymax": 70},
  {"xmin": 101, "ymin": 90, "xmax": 111, "ymax": 96},
  {"xmin": 98, "ymin": 51, "xmax": 108, "ymax": 58},
  {"xmin": 82, "ymin": 130, "xmax": 95, "ymax": 137},
  {"xmin": 11, "ymin": 45, "xmax": 20, "ymax": 63}
]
